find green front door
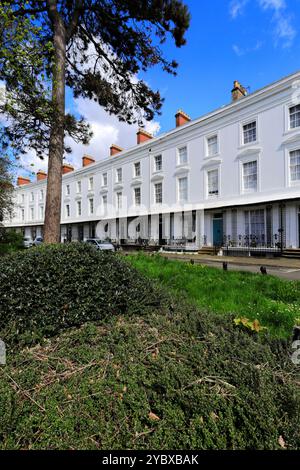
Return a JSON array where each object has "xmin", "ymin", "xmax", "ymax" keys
[{"xmin": 213, "ymin": 218, "xmax": 223, "ymax": 246}]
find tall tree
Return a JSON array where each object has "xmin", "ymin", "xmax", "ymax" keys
[
  {"xmin": 0, "ymin": 156, "xmax": 13, "ymax": 225},
  {"xmin": 0, "ymin": 1, "xmax": 190, "ymax": 243}
]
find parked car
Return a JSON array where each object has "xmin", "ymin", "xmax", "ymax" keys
[
  {"xmin": 33, "ymin": 236, "xmax": 43, "ymax": 246},
  {"xmin": 23, "ymin": 237, "xmax": 33, "ymax": 248},
  {"xmin": 85, "ymin": 238, "xmax": 115, "ymax": 252}
]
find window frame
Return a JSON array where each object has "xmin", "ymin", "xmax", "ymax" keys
[
  {"xmin": 154, "ymin": 154, "xmax": 162, "ymax": 173},
  {"xmin": 177, "ymin": 175, "xmax": 188, "ymax": 203},
  {"xmin": 206, "ymin": 168, "xmax": 219, "ymax": 198},
  {"xmin": 242, "ymin": 159, "xmax": 258, "ymax": 193},
  {"xmin": 154, "ymin": 181, "xmax": 163, "ymax": 204},
  {"xmin": 116, "ymin": 168, "xmax": 122, "ymax": 183},
  {"xmin": 177, "ymin": 146, "xmax": 188, "ymax": 166},
  {"xmin": 240, "ymin": 117, "xmax": 258, "ymax": 147},
  {"xmin": 133, "ymin": 161, "xmax": 141, "ymax": 178},
  {"xmin": 206, "ymin": 134, "xmax": 219, "ymax": 157}
]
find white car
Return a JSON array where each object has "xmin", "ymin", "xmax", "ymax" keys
[
  {"xmin": 23, "ymin": 237, "xmax": 33, "ymax": 248},
  {"xmin": 85, "ymin": 238, "xmax": 115, "ymax": 252}
]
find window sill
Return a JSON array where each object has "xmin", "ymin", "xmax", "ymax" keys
[
  {"xmin": 203, "ymin": 153, "xmax": 220, "ymax": 160},
  {"xmin": 238, "ymin": 141, "xmax": 260, "ymax": 150}
]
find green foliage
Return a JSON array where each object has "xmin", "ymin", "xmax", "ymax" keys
[
  {"xmin": 1, "ymin": 245, "xmax": 299, "ymax": 450},
  {"xmin": 0, "ymin": 244, "xmax": 163, "ymax": 345},
  {"xmin": 127, "ymin": 253, "xmax": 300, "ymax": 338},
  {"xmin": 0, "ymin": 1, "xmax": 190, "ymax": 159},
  {"xmin": 0, "ymin": 229, "xmax": 23, "ymax": 255},
  {"xmin": 0, "ymin": 293, "xmax": 299, "ymax": 449}
]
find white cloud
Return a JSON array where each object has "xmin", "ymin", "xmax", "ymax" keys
[
  {"xmin": 229, "ymin": 0, "xmax": 249, "ymax": 19},
  {"xmin": 232, "ymin": 40, "xmax": 263, "ymax": 56},
  {"xmin": 258, "ymin": 0, "xmax": 286, "ymax": 11},
  {"xmin": 18, "ymin": 97, "xmax": 161, "ymax": 176},
  {"xmin": 229, "ymin": 0, "xmax": 296, "ymax": 48}
]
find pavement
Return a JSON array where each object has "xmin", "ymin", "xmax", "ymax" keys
[{"xmin": 159, "ymin": 252, "xmax": 300, "ymax": 281}]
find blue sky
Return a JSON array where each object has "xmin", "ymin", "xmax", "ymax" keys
[
  {"xmin": 142, "ymin": 0, "xmax": 300, "ymax": 133},
  {"xmin": 19, "ymin": 0, "xmax": 300, "ymax": 174}
]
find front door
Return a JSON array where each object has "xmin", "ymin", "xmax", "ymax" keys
[{"xmin": 213, "ymin": 217, "xmax": 223, "ymax": 246}]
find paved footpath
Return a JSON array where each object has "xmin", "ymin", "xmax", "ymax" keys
[{"xmin": 159, "ymin": 252, "xmax": 300, "ymax": 281}]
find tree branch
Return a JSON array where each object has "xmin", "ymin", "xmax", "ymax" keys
[{"xmin": 66, "ymin": 0, "xmax": 84, "ymax": 43}]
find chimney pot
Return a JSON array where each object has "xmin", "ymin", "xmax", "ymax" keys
[
  {"xmin": 17, "ymin": 176, "xmax": 31, "ymax": 186},
  {"xmin": 175, "ymin": 110, "xmax": 191, "ymax": 127},
  {"xmin": 137, "ymin": 129, "xmax": 153, "ymax": 144},
  {"xmin": 110, "ymin": 144, "xmax": 123, "ymax": 156},
  {"xmin": 231, "ymin": 80, "xmax": 247, "ymax": 101},
  {"xmin": 62, "ymin": 163, "xmax": 74, "ymax": 174},
  {"xmin": 37, "ymin": 170, "xmax": 47, "ymax": 181},
  {"xmin": 82, "ymin": 155, "xmax": 95, "ymax": 167}
]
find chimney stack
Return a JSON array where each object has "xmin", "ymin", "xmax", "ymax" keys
[
  {"xmin": 17, "ymin": 176, "xmax": 31, "ymax": 186},
  {"xmin": 62, "ymin": 163, "xmax": 74, "ymax": 174},
  {"xmin": 110, "ymin": 144, "xmax": 123, "ymax": 156},
  {"xmin": 231, "ymin": 80, "xmax": 247, "ymax": 102},
  {"xmin": 137, "ymin": 129, "xmax": 153, "ymax": 145},
  {"xmin": 175, "ymin": 110, "xmax": 191, "ymax": 127},
  {"xmin": 37, "ymin": 170, "xmax": 47, "ymax": 181},
  {"xmin": 82, "ymin": 155, "xmax": 95, "ymax": 167}
]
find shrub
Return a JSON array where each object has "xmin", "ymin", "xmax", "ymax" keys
[
  {"xmin": 0, "ymin": 244, "xmax": 299, "ymax": 449},
  {"xmin": 0, "ymin": 243, "xmax": 163, "ymax": 345},
  {"xmin": 0, "ymin": 229, "xmax": 23, "ymax": 255}
]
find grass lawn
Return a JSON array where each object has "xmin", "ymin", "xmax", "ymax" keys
[{"xmin": 126, "ymin": 253, "xmax": 300, "ymax": 339}]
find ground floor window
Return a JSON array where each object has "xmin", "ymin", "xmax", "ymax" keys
[{"xmin": 244, "ymin": 209, "xmax": 265, "ymax": 244}]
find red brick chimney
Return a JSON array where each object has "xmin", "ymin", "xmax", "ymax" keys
[
  {"xmin": 231, "ymin": 80, "xmax": 247, "ymax": 102},
  {"xmin": 37, "ymin": 170, "xmax": 47, "ymax": 181},
  {"xmin": 175, "ymin": 110, "xmax": 191, "ymax": 127},
  {"xmin": 17, "ymin": 176, "xmax": 31, "ymax": 186},
  {"xmin": 62, "ymin": 163, "xmax": 74, "ymax": 174},
  {"xmin": 110, "ymin": 144, "xmax": 123, "ymax": 156},
  {"xmin": 82, "ymin": 155, "xmax": 95, "ymax": 167},
  {"xmin": 137, "ymin": 129, "xmax": 153, "ymax": 144}
]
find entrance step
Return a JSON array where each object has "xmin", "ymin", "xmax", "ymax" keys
[
  {"xmin": 198, "ymin": 246, "xmax": 216, "ymax": 256},
  {"xmin": 282, "ymin": 249, "xmax": 300, "ymax": 259}
]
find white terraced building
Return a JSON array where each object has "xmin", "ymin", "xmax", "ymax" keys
[{"xmin": 5, "ymin": 71, "xmax": 300, "ymax": 255}]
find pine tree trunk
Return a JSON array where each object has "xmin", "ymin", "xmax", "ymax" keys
[{"xmin": 44, "ymin": 15, "xmax": 66, "ymax": 244}]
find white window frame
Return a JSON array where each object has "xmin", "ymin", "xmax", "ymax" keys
[
  {"xmin": 88, "ymin": 176, "xmax": 94, "ymax": 191},
  {"xmin": 240, "ymin": 117, "xmax": 258, "ymax": 147},
  {"xmin": 289, "ymin": 104, "xmax": 300, "ymax": 130},
  {"xmin": 206, "ymin": 134, "xmax": 219, "ymax": 157},
  {"xmin": 288, "ymin": 148, "xmax": 300, "ymax": 186},
  {"xmin": 30, "ymin": 207, "xmax": 34, "ymax": 220},
  {"xmin": 102, "ymin": 172, "xmax": 108, "ymax": 186},
  {"xmin": 77, "ymin": 200, "xmax": 82, "ymax": 216},
  {"xmin": 39, "ymin": 205, "xmax": 44, "ymax": 219},
  {"xmin": 30, "ymin": 192, "xmax": 34, "ymax": 202},
  {"xmin": 66, "ymin": 204, "xmax": 70, "ymax": 218},
  {"xmin": 177, "ymin": 146, "xmax": 188, "ymax": 166},
  {"xmin": 134, "ymin": 186, "xmax": 141, "ymax": 206},
  {"xmin": 66, "ymin": 184, "xmax": 70, "ymax": 196},
  {"xmin": 241, "ymin": 159, "xmax": 258, "ymax": 193},
  {"xmin": 177, "ymin": 176, "xmax": 188, "ymax": 203},
  {"xmin": 206, "ymin": 168, "xmax": 220, "ymax": 198},
  {"xmin": 102, "ymin": 194, "xmax": 107, "ymax": 210},
  {"xmin": 77, "ymin": 180, "xmax": 81, "ymax": 193},
  {"xmin": 116, "ymin": 168, "xmax": 122, "ymax": 183},
  {"xmin": 39, "ymin": 189, "xmax": 44, "ymax": 201},
  {"xmin": 89, "ymin": 198, "xmax": 94, "ymax": 215},
  {"xmin": 134, "ymin": 161, "xmax": 141, "ymax": 178},
  {"xmin": 21, "ymin": 208, "xmax": 25, "ymax": 221},
  {"xmin": 116, "ymin": 191, "xmax": 122, "ymax": 209},
  {"xmin": 154, "ymin": 182, "xmax": 163, "ymax": 204},
  {"xmin": 154, "ymin": 154, "xmax": 162, "ymax": 173}
]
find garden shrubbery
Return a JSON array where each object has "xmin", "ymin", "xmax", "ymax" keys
[
  {"xmin": 0, "ymin": 243, "xmax": 163, "ymax": 344},
  {"xmin": 0, "ymin": 229, "xmax": 23, "ymax": 256},
  {"xmin": 0, "ymin": 244, "xmax": 299, "ymax": 449}
]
